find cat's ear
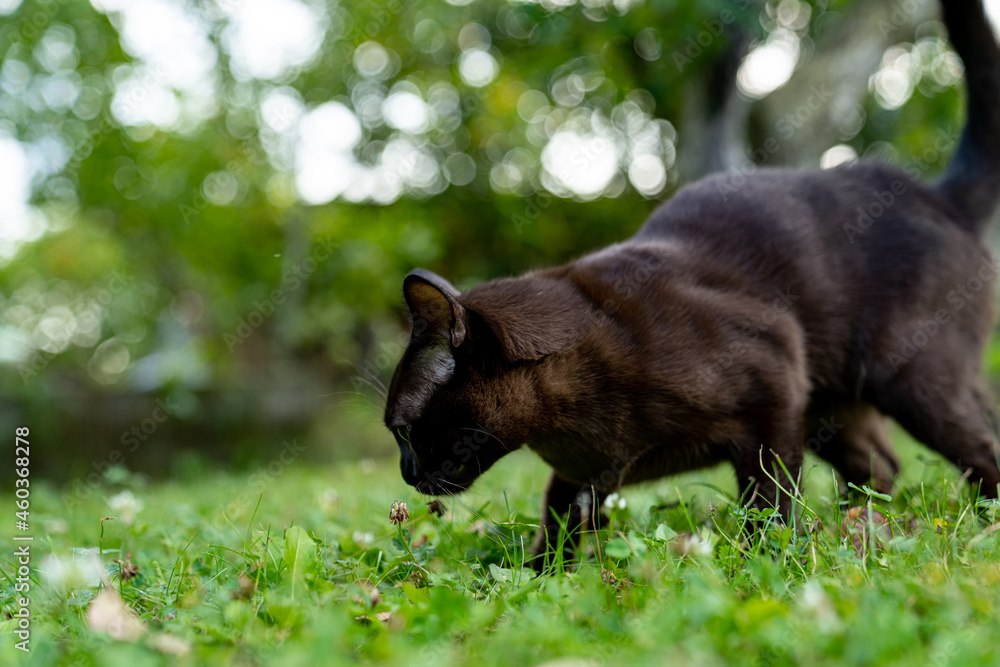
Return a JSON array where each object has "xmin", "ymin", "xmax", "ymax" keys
[{"xmin": 403, "ymin": 269, "xmax": 467, "ymax": 347}]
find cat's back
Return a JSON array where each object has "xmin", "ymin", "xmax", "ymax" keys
[
  {"xmin": 631, "ymin": 161, "xmax": 977, "ymax": 300},
  {"xmin": 635, "ymin": 162, "xmax": 963, "ymax": 254}
]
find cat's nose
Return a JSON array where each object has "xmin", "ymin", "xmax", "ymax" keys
[{"xmin": 398, "ymin": 443, "xmax": 421, "ymax": 486}]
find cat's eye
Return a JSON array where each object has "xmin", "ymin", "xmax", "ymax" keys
[{"xmin": 394, "ymin": 426, "xmax": 411, "ymax": 443}]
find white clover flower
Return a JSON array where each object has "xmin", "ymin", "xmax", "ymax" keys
[
  {"xmin": 40, "ymin": 550, "xmax": 103, "ymax": 589},
  {"xmin": 352, "ymin": 531, "xmax": 374, "ymax": 547},
  {"xmin": 603, "ymin": 492, "xmax": 627, "ymax": 511},
  {"xmin": 44, "ymin": 518, "xmax": 69, "ymax": 535},
  {"xmin": 799, "ymin": 581, "xmax": 841, "ymax": 634},
  {"xmin": 318, "ymin": 487, "xmax": 339, "ymax": 512},
  {"xmin": 108, "ymin": 490, "xmax": 144, "ymax": 526},
  {"xmin": 670, "ymin": 530, "xmax": 714, "ymax": 558}
]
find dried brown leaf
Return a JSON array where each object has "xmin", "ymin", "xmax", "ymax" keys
[{"xmin": 86, "ymin": 589, "xmax": 146, "ymax": 642}]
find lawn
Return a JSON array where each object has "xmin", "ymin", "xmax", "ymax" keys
[{"xmin": 3, "ymin": 426, "xmax": 1000, "ymax": 666}]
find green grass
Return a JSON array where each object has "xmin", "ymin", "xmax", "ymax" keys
[{"xmin": 4, "ymin": 425, "xmax": 1000, "ymax": 666}]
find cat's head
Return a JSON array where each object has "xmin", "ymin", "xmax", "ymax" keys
[{"xmin": 384, "ymin": 268, "xmax": 589, "ymax": 495}]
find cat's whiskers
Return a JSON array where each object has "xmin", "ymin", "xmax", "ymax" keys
[
  {"xmin": 320, "ymin": 391, "xmax": 384, "ymax": 413},
  {"xmin": 330, "ymin": 352, "xmax": 390, "ymax": 407},
  {"xmin": 462, "ymin": 425, "xmax": 513, "ymax": 452},
  {"xmin": 448, "ymin": 495, "xmax": 513, "ymax": 551},
  {"xmin": 353, "ymin": 375, "xmax": 389, "ymax": 406},
  {"xmin": 432, "ymin": 477, "xmax": 466, "ymax": 496}
]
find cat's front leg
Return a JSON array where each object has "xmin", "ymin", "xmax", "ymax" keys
[
  {"xmin": 727, "ymin": 369, "xmax": 808, "ymax": 525},
  {"xmin": 528, "ymin": 471, "xmax": 605, "ymax": 571}
]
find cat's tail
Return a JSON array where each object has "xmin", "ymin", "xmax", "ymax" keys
[{"xmin": 938, "ymin": 0, "xmax": 1000, "ymax": 232}]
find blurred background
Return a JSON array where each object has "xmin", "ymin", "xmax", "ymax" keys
[{"xmin": 3, "ymin": 0, "xmax": 1000, "ymax": 484}]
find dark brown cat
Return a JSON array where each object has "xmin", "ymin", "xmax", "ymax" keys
[{"xmin": 384, "ymin": 0, "xmax": 1000, "ymax": 566}]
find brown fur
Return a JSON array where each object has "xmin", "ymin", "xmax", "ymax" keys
[{"xmin": 384, "ymin": 0, "xmax": 1000, "ymax": 567}]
